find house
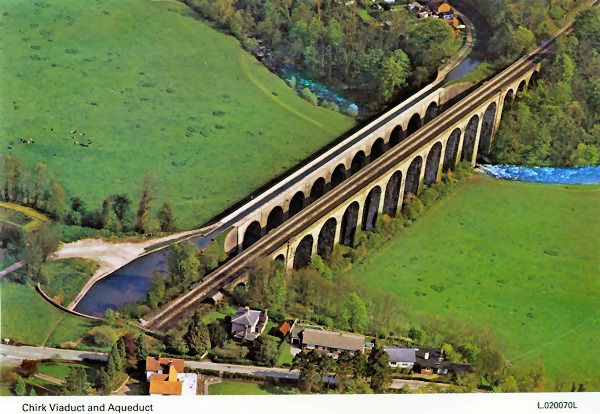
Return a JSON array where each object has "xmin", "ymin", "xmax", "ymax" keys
[
  {"xmin": 384, "ymin": 347, "xmax": 416, "ymax": 369},
  {"xmin": 145, "ymin": 355, "xmax": 197, "ymax": 396},
  {"xmin": 414, "ymin": 347, "xmax": 443, "ymax": 375},
  {"xmin": 274, "ymin": 321, "xmax": 291, "ymax": 339},
  {"xmin": 438, "ymin": 362, "xmax": 472, "ymax": 376},
  {"xmin": 297, "ymin": 328, "xmax": 365, "ymax": 355},
  {"xmin": 231, "ymin": 307, "xmax": 268, "ymax": 341}
]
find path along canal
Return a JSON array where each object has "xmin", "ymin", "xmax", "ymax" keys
[{"xmin": 73, "ymin": 4, "xmax": 496, "ymax": 317}]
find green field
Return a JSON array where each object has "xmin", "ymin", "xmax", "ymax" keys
[
  {"xmin": 0, "ymin": 281, "xmax": 62, "ymax": 345},
  {"xmin": 0, "ymin": 202, "xmax": 49, "ymax": 232},
  {"xmin": 209, "ymin": 380, "xmax": 299, "ymax": 395},
  {"xmin": 42, "ymin": 258, "xmax": 100, "ymax": 306},
  {"xmin": 348, "ymin": 175, "xmax": 600, "ymax": 380},
  {"xmin": 0, "ymin": 0, "xmax": 354, "ymax": 229}
]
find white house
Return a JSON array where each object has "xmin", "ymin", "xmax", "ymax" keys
[{"xmin": 231, "ymin": 307, "xmax": 268, "ymax": 341}]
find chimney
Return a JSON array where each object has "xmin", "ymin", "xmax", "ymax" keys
[{"xmin": 264, "ymin": 308, "xmax": 268, "ymax": 316}]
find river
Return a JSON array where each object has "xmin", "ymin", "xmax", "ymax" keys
[{"xmin": 479, "ymin": 164, "xmax": 600, "ymax": 184}]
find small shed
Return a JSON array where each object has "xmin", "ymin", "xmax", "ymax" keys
[{"xmin": 275, "ymin": 321, "xmax": 291, "ymax": 339}]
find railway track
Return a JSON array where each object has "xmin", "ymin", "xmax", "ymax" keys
[{"xmin": 142, "ymin": 38, "xmax": 554, "ymax": 332}]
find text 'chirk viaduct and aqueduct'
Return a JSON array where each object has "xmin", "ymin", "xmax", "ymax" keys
[{"xmin": 142, "ymin": 34, "xmax": 552, "ymax": 332}]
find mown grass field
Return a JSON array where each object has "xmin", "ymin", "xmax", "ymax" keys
[
  {"xmin": 0, "ymin": 281, "xmax": 62, "ymax": 345},
  {"xmin": 0, "ymin": 0, "xmax": 354, "ymax": 229},
  {"xmin": 348, "ymin": 175, "xmax": 600, "ymax": 381},
  {"xmin": 209, "ymin": 380, "xmax": 299, "ymax": 395},
  {"xmin": 0, "ymin": 278, "xmax": 100, "ymax": 347},
  {"xmin": 42, "ymin": 258, "xmax": 100, "ymax": 306}
]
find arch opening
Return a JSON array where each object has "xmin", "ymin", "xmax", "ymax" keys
[
  {"xmin": 330, "ymin": 164, "xmax": 347, "ymax": 189},
  {"xmin": 443, "ymin": 129, "xmax": 461, "ymax": 171},
  {"xmin": 266, "ymin": 206, "xmax": 284, "ymax": 233},
  {"xmin": 424, "ymin": 101, "xmax": 438, "ymax": 124},
  {"xmin": 350, "ymin": 151, "xmax": 366, "ymax": 176},
  {"xmin": 242, "ymin": 221, "xmax": 261, "ymax": 250},
  {"xmin": 478, "ymin": 102, "xmax": 497, "ymax": 158},
  {"xmin": 518, "ymin": 80, "xmax": 527, "ymax": 93},
  {"xmin": 293, "ymin": 235, "xmax": 314, "ymax": 270},
  {"xmin": 309, "ymin": 177, "xmax": 326, "ymax": 204},
  {"xmin": 407, "ymin": 113, "xmax": 421, "ymax": 137},
  {"xmin": 389, "ymin": 125, "xmax": 404, "ymax": 147},
  {"xmin": 383, "ymin": 171, "xmax": 402, "ymax": 216},
  {"xmin": 460, "ymin": 115, "xmax": 480, "ymax": 163},
  {"xmin": 403, "ymin": 156, "xmax": 423, "ymax": 203},
  {"xmin": 289, "ymin": 191, "xmax": 305, "ymax": 218},
  {"xmin": 424, "ymin": 142, "xmax": 443, "ymax": 185},
  {"xmin": 275, "ymin": 254, "xmax": 285, "ymax": 262},
  {"xmin": 370, "ymin": 138, "xmax": 385, "ymax": 161},
  {"xmin": 362, "ymin": 186, "xmax": 382, "ymax": 231},
  {"xmin": 340, "ymin": 201, "xmax": 360, "ymax": 246},
  {"xmin": 317, "ymin": 218, "xmax": 337, "ymax": 257}
]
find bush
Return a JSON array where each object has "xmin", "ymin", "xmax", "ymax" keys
[
  {"xmin": 419, "ymin": 186, "xmax": 440, "ymax": 207},
  {"xmin": 300, "ymin": 87, "xmax": 318, "ymax": 105},
  {"xmin": 343, "ymin": 105, "xmax": 359, "ymax": 117},
  {"xmin": 90, "ymin": 326, "xmax": 117, "ymax": 347},
  {"xmin": 402, "ymin": 195, "xmax": 425, "ymax": 220}
]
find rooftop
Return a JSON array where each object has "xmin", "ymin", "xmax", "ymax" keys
[
  {"xmin": 301, "ymin": 328, "xmax": 365, "ymax": 351},
  {"xmin": 384, "ymin": 347, "xmax": 416, "ymax": 363},
  {"xmin": 145, "ymin": 355, "xmax": 185, "ymax": 373}
]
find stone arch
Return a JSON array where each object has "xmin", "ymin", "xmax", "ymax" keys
[
  {"xmin": 424, "ymin": 142, "xmax": 443, "ymax": 185},
  {"xmin": 362, "ymin": 186, "xmax": 382, "ymax": 231},
  {"xmin": 383, "ymin": 170, "xmax": 402, "ymax": 216},
  {"xmin": 424, "ymin": 101, "xmax": 438, "ymax": 124},
  {"xmin": 234, "ymin": 281, "xmax": 247, "ymax": 291},
  {"xmin": 309, "ymin": 177, "xmax": 326, "ymax": 204},
  {"xmin": 403, "ymin": 156, "xmax": 423, "ymax": 202},
  {"xmin": 317, "ymin": 218, "xmax": 337, "ymax": 257},
  {"xmin": 242, "ymin": 221, "xmax": 261, "ymax": 250},
  {"xmin": 460, "ymin": 115, "xmax": 480, "ymax": 163},
  {"xmin": 529, "ymin": 70, "xmax": 540, "ymax": 87},
  {"xmin": 275, "ymin": 254, "xmax": 285, "ymax": 262},
  {"xmin": 350, "ymin": 151, "xmax": 366, "ymax": 175},
  {"xmin": 478, "ymin": 102, "xmax": 497, "ymax": 157},
  {"xmin": 266, "ymin": 206, "xmax": 284, "ymax": 233},
  {"xmin": 293, "ymin": 235, "xmax": 314, "ymax": 270},
  {"xmin": 289, "ymin": 191, "xmax": 305, "ymax": 218},
  {"xmin": 518, "ymin": 79, "xmax": 527, "ymax": 93},
  {"xmin": 330, "ymin": 164, "xmax": 347, "ymax": 189},
  {"xmin": 407, "ymin": 113, "xmax": 421, "ymax": 137},
  {"xmin": 389, "ymin": 125, "xmax": 404, "ymax": 147},
  {"xmin": 370, "ymin": 138, "xmax": 385, "ymax": 161},
  {"xmin": 340, "ymin": 201, "xmax": 360, "ymax": 245},
  {"xmin": 443, "ymin": 128, "xmax": 461, "ymax": 171}
]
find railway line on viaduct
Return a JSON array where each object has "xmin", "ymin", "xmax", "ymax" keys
[{"xmin": 140, "ymin": 24, "xmax": 571, "ymax": 333}]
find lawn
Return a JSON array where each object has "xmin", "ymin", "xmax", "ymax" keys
[
  {"xmin": 348, "ymin": 175, "xmax": 600, "ymax": 381},
  {"xmin": 0, "ymin": 280, "xmax": 62, "ymax": 345},
  {"xmin": 0, "ymin": 0, "xmax": 355, "ymax": 229},
  {"xmin": 208, "ymin": 380, "xmax": 299, "ymax": 395},
  {"xmin": 0, "ymin": 202, "xmax": 49, "ymax": 231},
  {"xmin": 42, "ymin": 258, "xmax": 100, "ymax": 306},
  {"xmin": 275, "ymin": 340, "xmax": 294, "ymax": 366},
  {"xmin": 45, "ymin": 314, "xmax": 101, "ymax": 349}
]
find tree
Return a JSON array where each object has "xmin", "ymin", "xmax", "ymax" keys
[
  {"xmin": 207, "ymin": 321, "xmax": 228, "ymax": 348},
  {"xmin": 507, "ymin": 26, "xmax": 535, "ymax": 60},
  {"xmin": 108, "ymin": 342, "xmax": 123, "ymax": 373},
  {"xmin": 408, "ymin": 327, "xmax": 424, "ymax": 343},
  {"xmin": 45, "ymin": 182, "xmax": 67, "ymax": 220},
  {"xmin": 476, "ymin": 346, "xmax": 504, "ymax": 386},
  {"xmin": 20, "ymin": 224, "xmax": 59, "ymax": 284},
  {"xmin": 167, "ymin": 241, "xmax": 201, "ymax": 288},
  {"xmin": 157, "ymin": 200, "xmax": 177, "ymax": 232},
  {"xmin": 14, "ymin": 376, "xmax": 26, "ymax": 396},
  {"xmin": 366, "ymin": 343, "xmax": 391, "ymax": 392},
  {"xmin": 104, "ymin": 309, "xmax": 116, "ymax": 327},
  {"xmin": 380, "ymin": 50, "xmax": 410, "ymax": 101},
  {"xmin": 250, "ymin": 336, "xmax": 279, "ymax": 365},
  {"xmin": 64, "ymin": 366, "xmax": 87, "ymax": 396},
  {"xmin": 91, "ymin": 326, "xmax": 118, "ymax": 347},
  {"xmin": 135, "ymin": 173, "xmax": 157, "ymax": 233},
  {"xmin": 136, "ymin": 335, "xmax": 148, "ymax": 372},
  {"xmin": 146, "ymin": 272, "xmax": 166, "ymax": 308},
  {"xmin": 185, "ymin": 311, "xmax": 211, "ymax": 355},
  {"xmin": 292, "ymin": 351, "xmax": 321, "ymax": 393},
  {"xmin": 267, "ymin": 266, "xmax": 287, "ymax": 310},
  {"xmin": 117, "ymin": 337, "xmax": 126, "ymax": 362},
  {"xmin": 343, "ymin": 293, "xmax": 368, "ymax": 333},
  {"xmin": 343, "ymin": 378, "xmax": 372, "ymax": 394},
  {"xmin": 95, "ymin": 368, "xmax": 110, "ymax": 395}
]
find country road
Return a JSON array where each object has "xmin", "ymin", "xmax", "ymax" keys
[{"xmin": 1, "ymin": 345, "xmax": 448, "ymax": 391}]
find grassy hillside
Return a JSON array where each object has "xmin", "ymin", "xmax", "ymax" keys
[
  {"xmin": 348, "ymin": 175, "xmax": 600, "ymax": 381},
  {"xmin": 0, "ymin": 0, "xmax": 354, "ymax": 229}
]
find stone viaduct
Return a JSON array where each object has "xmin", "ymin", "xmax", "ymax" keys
[{"xmin": 224, "ymin": 66, "xmax": 540, "ymax": 273}]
